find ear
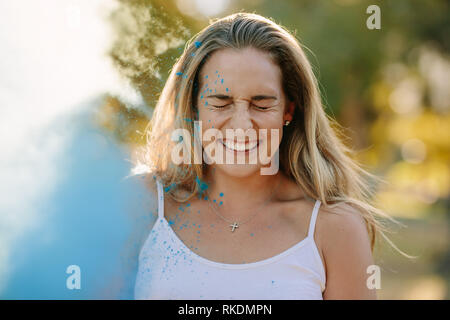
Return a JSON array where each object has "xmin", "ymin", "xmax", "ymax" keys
[{"xmin": 284, "ymin": 101, "xmax": 295, "ymax": 122}]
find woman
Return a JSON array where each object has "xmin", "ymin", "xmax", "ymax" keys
[{"xmin": 134, "ymin": 12, "xmax": 390, "ymax": 300}]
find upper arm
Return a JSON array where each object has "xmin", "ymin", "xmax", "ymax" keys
[{"xmin": 317, "ymin": 203, "xmax": 377, "ymax": 300}]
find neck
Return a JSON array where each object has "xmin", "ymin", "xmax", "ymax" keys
[{"xmin": 203, "ymin": 167, "xmax": 281, "ymax": 216}]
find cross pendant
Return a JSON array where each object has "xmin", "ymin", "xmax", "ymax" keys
[{"xmin": 230, "ymin": 222, "xmax": 239, "ymax": 232}]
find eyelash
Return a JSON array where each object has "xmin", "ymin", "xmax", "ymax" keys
[
  {"xmin": 211, "ymin": 104, "xmax": 230, "ymax": 109},
  {"xmin": 211, "ymin": 104, "xmax": 269, "ymax": 110}
]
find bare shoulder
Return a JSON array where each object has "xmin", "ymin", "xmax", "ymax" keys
[
  {"xmin": 142, "ymin": 172, "xmax": 159, "ymax": 195},
  {"xmin": 316, "ymin": 202, "xmax": 370, "ymax": 246},
  {"xmin": 315, "ymin": 202, "xmax": 376, "ymax": 299},
  {"xmin": 315, "ymin": 202, "xmax": 372, "ymax": 261}
]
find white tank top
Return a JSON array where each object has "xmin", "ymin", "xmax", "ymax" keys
[{"xmin": 134, "ymin": 179, "xmax": 326, "ymax": 300}]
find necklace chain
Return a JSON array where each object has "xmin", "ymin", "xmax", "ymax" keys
[{"xmin": 204, "ymin": 176, "xmax": 281, "ymax": 232}]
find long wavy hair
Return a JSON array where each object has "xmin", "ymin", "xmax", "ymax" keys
[{"xmin": 135, "ymin": 12, "xmax": 406, "ymax": 254}]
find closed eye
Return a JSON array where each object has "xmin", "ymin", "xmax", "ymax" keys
[
  {"xmin": 252, "ymin": 104, "xmax": 271, "ymax": 110},
  {"xmin": 212, "ymin": 104, "xmax": 271, "ymax": 110},
  {"xmin": 212, "ymin": 104, "xmax": 231, "ymax": 108}
]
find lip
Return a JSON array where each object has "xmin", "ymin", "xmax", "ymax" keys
[{"xmin": 218, "ymin": 139, "xmax": 260, "ymax": 153}]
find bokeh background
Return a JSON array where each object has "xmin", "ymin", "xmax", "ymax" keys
[{"xmin": 0, "ymin": 0, "xmax": 448, "ymax": 299}]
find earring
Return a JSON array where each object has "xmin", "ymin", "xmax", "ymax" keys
[{"xmin": 284, "ymin": 120, "xmax": 290, "ymax": 126}]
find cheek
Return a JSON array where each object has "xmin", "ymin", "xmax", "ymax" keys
[
  {"xmin": 257, "ymin": 113, "xmax": 284, "ymax": 145},
  {"xmin": 256, "ymin": 111, "xmax": 284, "ymax": 130},
  {"xmin": 197, "ymin": 106, "xmax": 214, "ymax": 130}
]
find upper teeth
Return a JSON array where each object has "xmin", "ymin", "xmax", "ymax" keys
[{"xmin": 222, "ymin": 140, "xmax": 258, "ymax": 151}]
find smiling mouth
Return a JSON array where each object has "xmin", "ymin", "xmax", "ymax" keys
[{"xmin": 219, "ymin": 139, "xmax": 260, "ymax": 152}]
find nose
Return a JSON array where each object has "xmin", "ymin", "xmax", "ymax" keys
[{"xmin": 228, "ymin": 102, "xmax": 253, "ymax": 133}]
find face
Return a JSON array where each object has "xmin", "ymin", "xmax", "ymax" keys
[{"xmin": 196, "ymin": 47, "xmax": 293, "ymax": 177}]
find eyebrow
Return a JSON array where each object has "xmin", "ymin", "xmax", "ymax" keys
[{"xmin": 206, "ymin": 94, "xmax": 278, "ymax": 101}]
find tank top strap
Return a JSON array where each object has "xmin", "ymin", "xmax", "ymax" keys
[
  {"xmin": 307, "ymin": 199, "xmax": 321, "ymax": 239},
  {"xmin": 155, "ymin": 179, "xmax": 165, "ymax": 219}
]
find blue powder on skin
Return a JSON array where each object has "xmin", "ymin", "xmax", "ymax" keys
[{"xmin": 164, "ymin": 182, "xmax": 177, "ymax": 192}]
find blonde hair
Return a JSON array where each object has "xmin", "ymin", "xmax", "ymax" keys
[{"xmin": 136, "ymin": 12, "xmax": 407, "ymax": 254}]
